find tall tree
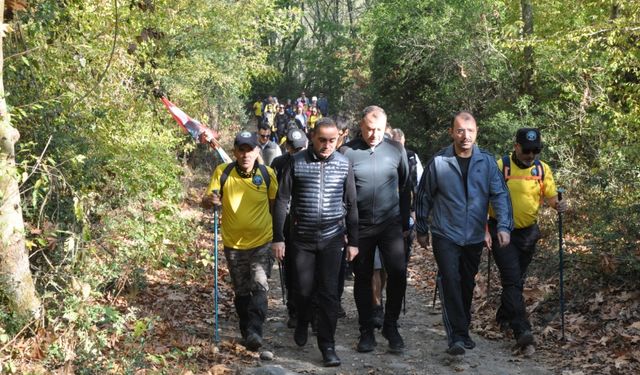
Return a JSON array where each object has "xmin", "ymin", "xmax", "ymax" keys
[
  {"xmin": 0, "ymin": 0, "xmax": 42, "ymax": 319},
  {"xmin": 521, "ymin": 0, "xmax": 534, "ymax": 95}
]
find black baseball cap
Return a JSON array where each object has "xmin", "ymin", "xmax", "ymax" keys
[
  {"xmin": 287, "ymin": 128, "xmax": 307, "ymax": 149},
  {"xmin": 234, "ymin": 130, "xmax": 258, "ymax": 148},
  {"xmin": 515, "ymin": 128, "xmax": 542, "ymax": 149}
]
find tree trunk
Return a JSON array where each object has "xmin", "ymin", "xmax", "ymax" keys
[
  {"xmin": 521, "ymin": 0, "xmax": 534, "ymax": 95},
  {"xmin": 0, "ymin": 0, "xmax": 42, "ymax": 320}
]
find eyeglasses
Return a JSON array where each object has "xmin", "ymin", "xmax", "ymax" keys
[
  {"xmin": 521, "ymin": 147, "xmax": 542, "ymax": 155},
  {"xmin": 259, "ymin": 134, "xmax": 270, "ymax": 139}
]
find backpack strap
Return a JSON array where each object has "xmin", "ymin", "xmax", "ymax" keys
[
  {"xmin": 257, "ymin": 164, "xmax": 271, "ymax": 193},
  {"xmin": 219, "ymin": 162, "xmax": 236, "ymax": 199},
  {"xmin": 502, "ymin": 155, "xmax": 545, "ymax": 202},
  {"xmin": 220, "ymin": 162, "xmax": 271, "ymax": 198}
]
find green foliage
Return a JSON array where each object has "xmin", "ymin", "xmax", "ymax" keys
[
  {"xmin": 3, "ymin": 0, "xmax": 284, "ymax": 370},
  {"xmin": 360, "ymin": 0, "xmax": 640, "ymax": 282}
]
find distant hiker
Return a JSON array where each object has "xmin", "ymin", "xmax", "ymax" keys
[
  {"xmin": 334, "ymin": 114, "xmax": 351, "ymax": 148},
  {"xmin": 295, "ymin": 105, "xmax": 308, "ymax": 133},
  {"xmin": 257, "ymin": 122, "xmax": 282, "ymax": 166},
  {"xmin": 391, "ymin": 128, "xmax": 423, "ymax": 259},
  {"xmin": 488, "ymin": 128, "xmax": 566, "ymax": 351},
  {"xmin": 253, "ymin": 98, "xmax": 263, "ymax": 124},
  {"xmin": 416, "ymin": 111, "xmax": 513, "ymax": 356},
  {"xmin": 307, "ymin": 105, "xmax": 323, "ymax": 132},
  {"xmin": 340, "ymin": 106, "xmax": 411, "ymax": 354},
  {"xmin": 296, "ymin": 91, "xmax": 308, "ymax": 107},
  {"xmin": 275, "ymin": 104, "xmax": 289, "ymax": 142},
  {"xmin": 272, "ymin": 117, "xmax": 359, "ymax": 367},
  {"xmin": 317, "ymin": 92, "xmax": 329, "ymax": 116},
  {"xmin": 201, "ymin": 131, "xmax": 278, "ymax": 352}
]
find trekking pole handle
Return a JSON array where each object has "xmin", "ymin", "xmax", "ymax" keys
[{"xmin": 557, "ymin": 188, "xmax": 564, "ymax": 201}]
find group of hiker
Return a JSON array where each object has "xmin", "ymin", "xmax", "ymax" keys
[
  {"xmin": 201, "ymin": 105, "xmax": 566, "ymax": 367},
  {"xmin": 252, "ymin": 91, "xmax": 330, "ymax": 144}
]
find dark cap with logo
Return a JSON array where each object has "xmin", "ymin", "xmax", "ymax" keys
[
  {"xmin": 516, "ymin": 128, "xmax": 542, "ymax": 148},
  {"xmin": 286, "ymin": 128, "xmax": 307, "ymax": 149},
  {"xmin": 234, "ymin": 130, "xmax": 258, "ymax": 148}
]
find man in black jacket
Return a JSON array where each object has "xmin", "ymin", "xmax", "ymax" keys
[
  {"xmin": 270, "ymin": 128, "xmax": 308, "ymax": 328},
  {"xmin": 272, "ymin": 117, "xmax": 359, "ymax": 367},
  {"xmin": 340, "ymin": 106, "xmax": 411, "ymax": 354}
]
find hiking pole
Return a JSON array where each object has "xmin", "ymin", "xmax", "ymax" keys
[
  {"xmin": 432, "ymin": 272, "xmax": 439, "ymax": 308},
  {"xmin": 486, "ymin": 247, "xmax": 492, "ymax": 300},
  {"xmin": 278, "ymin": 260, "xmax": 287, "ymax": 305},
  {"xmin": 557, "ymin": 188, "xmax": 566, "ymax": 341},
  {"xmin": 212, "ymin": 190, "xmax": 220, "ymax": 343}
]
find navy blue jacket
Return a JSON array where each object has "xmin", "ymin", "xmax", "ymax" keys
[{"xmin": 416, "ymin": 144, "xmax": 513, "ymax": 246}]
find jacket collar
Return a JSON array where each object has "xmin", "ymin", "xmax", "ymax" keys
[
  {"xmin": 443, "ymin": 144, "xmax": 482, "ymax": 174},
  {"xmin": 306, "ymin": 146, "xmax": 335, "ymax": 162}
]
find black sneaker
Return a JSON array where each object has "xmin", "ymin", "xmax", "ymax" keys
[
  {"xmin": 463, "ymin": 337, "xmax": 476, "ymax": 350},
  {"xmin": 356, "ymin": 329, "xmax": 377, "ymax": 352},
  {"xmin": 446, "ymin": 341, "xmax": 465, "ymax": 355},
  {"xmin": 321, "ymin": 347, "xmax": 341, "ymax": 367},
  {"xmin": 294, "ymin": 321, "xmax": 308, "ymax": 347},
  {"xmin": 244, "ymin": 332, "xmax": 262, "ymax": 351},
  {"xmin": 516, "ymin": 330, "xmax": 534, "ymax": 348},
  {"xmin": 381, "ymin": 323, "xmax": 405, "ymax": 353},
  {"xmin": 372, "ymin": 305, "xmax": 384, "ymax": 329}
]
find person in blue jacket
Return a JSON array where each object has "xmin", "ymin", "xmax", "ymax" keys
[{"xmin": 416, "ymin": 111, "xmax": 513, "ymax": 356}]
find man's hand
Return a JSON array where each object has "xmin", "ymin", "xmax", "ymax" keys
[
  {"xmin": 346, "ymin": 246, "xmax": 359, "ymax": 262},
  {"xmin": 484, "ymin": 230, "xmax": 492, "ymax": 249},
  {"xmin": 497, "ymin": 231, "xmax": 510, "ymax": 248},
  {"xmin": 556, "ymin": 199, "xmax": 568, "ymax": 213},
  {"xmin": 201, "ymin": 191, "xmax": 221, "ymax": 209},
  {"xmin": 417, "ymin": 234, "xmax": 430, "ymax": 249},
  {"xmin": 272, "ymin": 242, "xmax": 285, "ymax": 261}
]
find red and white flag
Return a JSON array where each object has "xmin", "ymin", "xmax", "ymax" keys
[{"xmin": 161, "ymin": 97, "xmax": 232, "ymax": 163}]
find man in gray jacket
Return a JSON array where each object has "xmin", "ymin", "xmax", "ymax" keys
[
  {"xmin": 416, "ymin": 111, "xmax": 513, "ymax": 355},
  {"xmin": 340, "ymin": 106, "xmax": 411, "ymax": 354}
]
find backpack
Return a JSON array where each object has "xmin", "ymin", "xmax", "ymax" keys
[
  {"xmin": 219, "ymin": 162, "xmax": 271, "ymax": 199},
  {"xmin": 501, "ymin": 155, "xmax": 545, "ymax": 201}
]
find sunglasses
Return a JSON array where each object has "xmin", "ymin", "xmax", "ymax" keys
[
  {"xmin": 521, "ymin": 147, "xmax": 542, "ymax": 155},
  {"xmin": 259, "ymin": 134, "xmax": 270, "ymax": 138}
]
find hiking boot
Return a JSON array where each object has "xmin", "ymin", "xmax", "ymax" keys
[
  {"xmin": 294, "ymin": 321, "xmax": 308, "ymax": 347},
  {"xmin": 356, "ymin": 329, "xmax": 377, "ymax": 353},
  {"xmin": 446, "ymin": 341, "xmax": 466, "ymax": 356},
  {"xmin": 321, "ymin": 347, "xmax": 341, "ymax": 367},
  {"xmin": 463, "ymin": 337, "xmax": 476, "ymax": 350},
  {"xmin": 372, "ymin": 305, "xmax": 384, "ymax": 329},
  {"xmin": 381, "ymin": 323, "xmax": 405, "ymax": 353},
  {"xmin": 244, "ymin": 332, "xmax": 262, "ymax": 351},
  {"xmin": 516, "ymin": 330, "xmax": 534, "ymax": 348}
]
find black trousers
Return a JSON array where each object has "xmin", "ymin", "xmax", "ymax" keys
[
  {"xmin": 291, "ymin": 232, "xmax": 345, "ymax": 350},
  {"xmin": 353, "ymin": 220, "xmax": 407, "ymax": 330},
  {"xmin": 432, "ymin": 234, "xmax": 483, "ymax": 345},
  {"xmin": 489, "ymin": 220, "xmax": 541, "ymax": 335}
]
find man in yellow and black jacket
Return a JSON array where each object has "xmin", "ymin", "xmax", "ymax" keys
[
  {"xmin": 488, "ymin": 128, "xmax": 567, "ymax": 351},
  {"xmin": 202, "ymin": 130, "xmax": 278, "ymax": 352}
]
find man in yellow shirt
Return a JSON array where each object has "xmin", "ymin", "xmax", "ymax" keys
[
  {"xmin": 253, "ymin": 98, "xmax": 263, "ymax": 124},
  {"xmin": 488, "ymin": 128, "xmax": 567, "ymax": 351},
  {"xmin": 202, "ymin": 130, "xmax": 278, "ymax": 351}
]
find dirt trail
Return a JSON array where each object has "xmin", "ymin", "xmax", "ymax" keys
[
  {"xmin": 220, "ymin": 252, "xmax": 553, "ymax": 375},
  {"xmin": 134, "ymin": 167, "xmax": 554, "ymax": 374}
]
